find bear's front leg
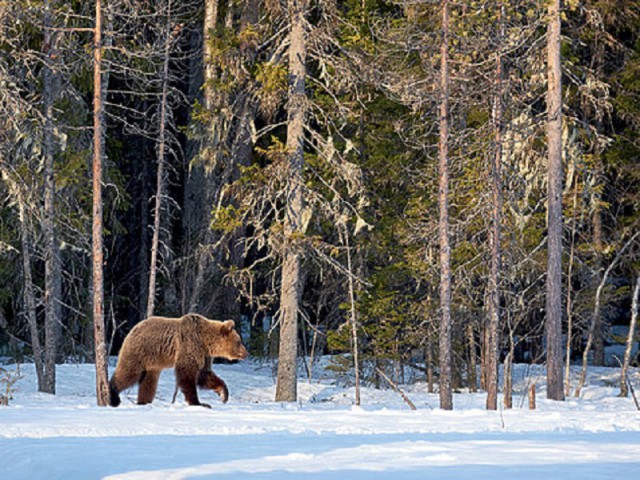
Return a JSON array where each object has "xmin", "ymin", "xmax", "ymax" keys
[
  {"xmin": 175, "ymin": 364, "xmax": 211, "ymax": 408},
  {"xmin": 198, "ymin": 369, "xmax": 229, "ymax": 403}
]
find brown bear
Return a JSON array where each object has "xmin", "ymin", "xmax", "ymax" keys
[{"xmin": 108, "ymin": 313, "xmax": 248, "ymax": 408}]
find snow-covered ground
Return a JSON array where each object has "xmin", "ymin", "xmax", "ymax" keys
[{"xmin": 1, "ymin": 359, "xmax": 640, "ymax": 479}]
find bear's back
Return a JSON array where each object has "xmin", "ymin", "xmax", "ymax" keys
[{"xmin": 122, "ymin": 316, "xmax": 183, "ymax": 369}]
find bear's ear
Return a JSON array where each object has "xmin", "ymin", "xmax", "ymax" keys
[{"xmin": 221, "ymin": 320, "xmax": 235, "ymax": 334}]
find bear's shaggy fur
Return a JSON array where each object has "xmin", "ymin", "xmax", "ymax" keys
[{"xmin": 108, "ymin": 313, "xmax": 248, "ymax": 408}]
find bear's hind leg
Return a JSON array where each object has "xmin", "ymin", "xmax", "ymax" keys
[
  {"xmin": 198, "ymin": 370, "xmax": 229, "ymax": 403},
  {"xmin": 176, "ymin": 365, "xmax": 210, "ymax": 408},
  {"xmin": 137, "ymin": 370, "xmax": 160, "ymax": 405}
]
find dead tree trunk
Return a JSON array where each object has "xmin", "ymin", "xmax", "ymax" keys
[
  {"xmin": 14, "ymin": 184, "xmax": 45, "ymax": 389},
  {"xmin": 620, "ymin": 275, "xmax": 640, "ymax": 397},
  {"xmin": 437, "ymin": 0, "xmax": 453, "ymax": 411},
  {"xmin": 92, "ymin": 0, "xmax": 109, "ymax": 406},
  {"xmin": 275, "ymin": 0, "xmax": 308, "ymax": 402},
  {"xmin": 575, "ymin": 231, "xmax": 640, "ymax": 397},
  {"xmin": 147, "ymin": 0, "xmax": 174, "ymax": 318},
  {"xmin": 545, "ymin": 0, "xmax": 565, "ymax": 401}
]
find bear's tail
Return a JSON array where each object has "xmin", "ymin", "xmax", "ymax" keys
[{"xmin": 108, "ymin": 378, "xmax": 121, "ymax": 407}]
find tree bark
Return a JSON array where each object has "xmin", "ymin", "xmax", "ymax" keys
[
  {"xmin": 486, "ymin": 1, "xmax": 504, "ymax": 411},
  {"xmin": 620, "ymin": 276, "xmax": 640, "ymax": 397},
  {"xmin": 42, "ymin": 0, "xmax": 61, "ymax": 395},
  {"xmin": 545, "ymin": 0, "xmax": 565, "ymax": 401},
  {"xmin": 147, "ymin": 0, "xmax": 173, "ymax": 318},
  {"xmin": 437, "ymin": 0, "xmax": 453, "ymax": 411},
  {"xmin": 92, "ymin": 0, "xmax": 109, "ymax": 406},
  {"xmin": 275, "ymin": 0, "xmax": 308, "ymax": 402}
]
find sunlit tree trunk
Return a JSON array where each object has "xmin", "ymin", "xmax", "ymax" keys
[
  {"xmin": 92, "ymin": 0, "xmax": 109, "ymax": 406},
  {"xmin": 545, "ymin": 0, "xmax": 565, "ymax": 401},
  {"xmin": 275, "ymin": 0, "xmax": 308, "ymax": 402},
  {"xmin": 438, "ymin": 0, "xmax": 452, "ymax": 411}
]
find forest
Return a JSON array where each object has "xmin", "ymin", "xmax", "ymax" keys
[{"xmin": 0, "ymin": 0, "xmax": 639, "ymax": 410}]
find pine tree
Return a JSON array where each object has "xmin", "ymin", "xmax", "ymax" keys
[{"xmin": 545, "ymin": 0, "xmax": 565, "ymax": 401}]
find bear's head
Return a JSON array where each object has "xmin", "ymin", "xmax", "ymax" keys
[{"xmin": 207, "ymin": 319, "xmax": 249, "ymax": 361}]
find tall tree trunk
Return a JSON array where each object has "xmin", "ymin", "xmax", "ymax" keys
[
  {"xmin": 92, "ymin": 0, "xmax": 109, "ymax": 406},
  {"xmin": 437, "ymin": 0, "xmax": 453, "ymax": 411},
  {"xmin": 486, "ymin": 2, "xmax": 504, "ymax": 411},
  {"xmin": 620, "ymin": 276, "xmax": 640, "ymax": 397},
  {"xmin": 187, "ymin": 0, "xmax": 221, "ymax": 313},
  {"xmin": 275, "ymin": 0, "xmax": 308, "ymax": 402},
  {"xmin": 217, "ymin": 0, "xmax": 260, "ymax": 322},
  {"xmin": 183, "ymin": 0, "xmax": 219, "ymax": 311},
  {"xmin": 545, "ymin": 0, "xmax": 565, "ymax": 401},
  {"xmin": 147, "ymin": 0, "xmax": 173, "ymax": 318},
  {"xmin": 42, "ymin": 0, "xmax": 61, "ymax": 395}
]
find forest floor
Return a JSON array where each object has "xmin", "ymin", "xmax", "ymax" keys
[{"xmin": 1, "ymin": 358, "xmax": 639, "ymax": 479}]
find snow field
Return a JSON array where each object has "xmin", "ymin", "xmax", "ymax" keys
[{"xmin": 1, "ymin": 360, "xmax": 639, "ymax": 479}]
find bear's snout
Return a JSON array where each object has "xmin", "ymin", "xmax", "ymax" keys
[{"xmin": 237, "ymin": 345, "xmax": 249, "ymax": 360}]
